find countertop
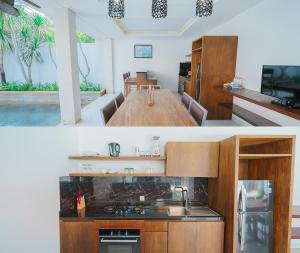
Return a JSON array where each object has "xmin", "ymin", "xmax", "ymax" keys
[{"xmin": 60, "ymin": 205, "xmax": 223, "ymax": 222}]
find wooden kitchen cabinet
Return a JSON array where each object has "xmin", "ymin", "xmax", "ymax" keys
[
  {"xmin": 60, "ymin": 221, "xmax": 98, "ymax": 253},
  {"xmin": 144, "ymin": 232, "xmax": 167, "ymax": 253},
  {"xmin": 166, "ymin": 142, "xmax": 219, "ymax": 177},
  {"xmin": 168, "ymin": 221, "xmax": 224, "ymax": 253}
]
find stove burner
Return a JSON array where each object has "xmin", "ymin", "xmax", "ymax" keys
[
  {"xmin": 103, "ymin": 205, "xmax": 147, "ymax": 216},
  {"xmin": 103, "ymin": 206, "xmax": 115, "ymax": 213}
]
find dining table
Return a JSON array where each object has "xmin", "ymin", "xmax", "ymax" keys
[{"xmin": 107, "ymin": 89, "xmax": 197, "ymax": 126}]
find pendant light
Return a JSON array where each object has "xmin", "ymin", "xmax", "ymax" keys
[
  {"xmin": 108, "ymin": 0, "xmax": 125, "ymax": 19},
  {"xmin": 196, "ymin": 0, "xmax": 213, "ymax": 17},
  {"xmin": 152, "ymin": 0, "xmax": 167, "ymax": 19}
]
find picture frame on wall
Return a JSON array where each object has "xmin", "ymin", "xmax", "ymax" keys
[{"xmin": 134, "ymin": 44, "xmax": 153, "ymax": 58}]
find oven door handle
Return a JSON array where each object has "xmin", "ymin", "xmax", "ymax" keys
[{"xmin": 100, "ymin": 239, "xmax": 138, "ymax": 243}]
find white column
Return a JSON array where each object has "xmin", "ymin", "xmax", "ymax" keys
[
  {"xmin": 103, "ymin": 38, "xmax": 114, "ymax": 93},
  {"xmin": 54, "ymin": 8, "xmax": 81, "ymax": 125}
]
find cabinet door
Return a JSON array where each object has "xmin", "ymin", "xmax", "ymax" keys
[
  {"xmin": 168, "ymin": 222, "xmax": 224, "ymax": 253},
  {"xmin": 166, "ymin": 142, "xmax": 219, "ymax": 177},
  {"xmin": 145, "ymin": 232, "xmax": 167, "ymax": 253},
  {"xmin": 60, "ymin": 221, "xmax": 98, "ymax": 253}
]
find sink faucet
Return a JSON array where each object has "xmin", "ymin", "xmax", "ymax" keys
[{"xmin": 175, "ymin": 186, "xmax": 189, "ymax": 209}]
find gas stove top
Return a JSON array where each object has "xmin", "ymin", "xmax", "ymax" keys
[{"xmin": 102, "ymin": 205, "xmax": 149, "ymax": 216}]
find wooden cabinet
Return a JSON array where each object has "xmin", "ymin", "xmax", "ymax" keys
[
  {"xmin": 168, "ymin": 221, "xmax": 224, "ymax": 253},
  {"xmin": 60, "ymin": 221, "xmax": 98, "ymax": 253},
  {"xmin": 166, "ymin": 142, "xmax": 219, "ymax": 177},
  {"xmin": 190, "ymin": 36, "xmax": 238, "ymax": 120},
  {"xmin": 208, "ymin": 135, "xmax": 296, "ymax": 253},
  {"xmin": 145, "ymin": 232, "xmax": 167, "ymax": 253}
]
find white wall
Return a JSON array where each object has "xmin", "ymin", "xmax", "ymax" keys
[
  {"xmin": 0, "ymin": 128, "xmax": 78, "ymax": 253},
  {"xmin": 0, "ymin": 127, "xmax": 299, "ymax": 252},
  {"xmin": 112, "ymin": 39, "xmax": 191, "ymax": 92},
  {"xmin": 4, "ymin": 42, "xmax": 105, "ymax": 87},
  {"xmin": 205, "ymin": 0, "xmax": 300, "ymax": 92}
]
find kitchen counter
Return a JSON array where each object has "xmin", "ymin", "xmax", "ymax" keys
[{"xmin": 60, "ymin": 205, "xmax": 223, "ymax": 222}]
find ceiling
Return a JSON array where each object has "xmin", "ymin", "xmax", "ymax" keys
[{"xmin": 22, "ymin": 0, "xmax": 264, "ymax": 39}]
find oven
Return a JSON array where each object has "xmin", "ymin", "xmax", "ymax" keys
[{"xmin": 99, "ymin": 229, "xmax": 140, "ymax": 253}]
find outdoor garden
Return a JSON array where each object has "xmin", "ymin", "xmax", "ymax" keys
[
  {"xmin": 0, "ymin": 5, "xmax": 103, "ymax": 92},
  {"xmin": 0, "ymin": 5, "xmax": 106, "ymax": 126}
]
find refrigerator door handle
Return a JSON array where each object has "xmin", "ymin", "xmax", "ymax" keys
[{"xmin": 238, "ymin": 212, "xmax": 246, "ymax": 251}]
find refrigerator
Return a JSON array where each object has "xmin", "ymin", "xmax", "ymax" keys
[{"xmin": 237, "ymin": 180, "xmax": 273, "ymax": 253}]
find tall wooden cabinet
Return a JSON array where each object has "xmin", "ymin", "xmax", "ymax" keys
[
  {"xmin": 189, "ymin": 36, "xmax": 238, "ymax": 120},
  {"xmin": 208, "ymin": 135, "xmax": 296, "ymax": 253}
]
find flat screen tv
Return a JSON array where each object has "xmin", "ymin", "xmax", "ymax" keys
[{"xmin": 261, "ymin": 65, "xmax": 300, "ymax": 104}]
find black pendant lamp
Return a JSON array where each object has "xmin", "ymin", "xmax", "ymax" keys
[
  {"xmin": 196, "ymin": 0, "xmax": 213, "ymax": 17},
  {"xmin": 152, "ymin": 0, "xmax": 167, "ymax": 19},
  {"xmin": 108, "ymin": 0, "xmax": 125, "ymax": 19}
]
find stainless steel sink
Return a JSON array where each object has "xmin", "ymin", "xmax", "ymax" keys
[
  {"xmin": 167, "ymin": 206, "xmax": 190, "ymax": 216},
  {"xmin": 167, "ymin": 206, "xmax": 221, "ymax": 217}
]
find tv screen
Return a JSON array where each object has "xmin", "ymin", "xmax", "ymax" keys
[
  {"xmin": 179, "ymin": 62, "xmax": 191, "ymax": 77},
  {"xmin": 261, "ymin": 65, "xmax": 300, "ymax": 103}
]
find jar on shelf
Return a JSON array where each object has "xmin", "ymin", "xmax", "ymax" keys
[{"xmin": 152, "ymin": 136, "xmax": 161, "ymax": 157}]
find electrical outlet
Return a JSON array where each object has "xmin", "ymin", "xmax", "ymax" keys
[{"xmin": 139, "ymin": 196, "xmax": 145, "ymax": 201}]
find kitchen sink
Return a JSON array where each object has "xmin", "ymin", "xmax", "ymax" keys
[
  {"xmin": 167, "ymin": 206, "xmax": 220, "ymax": 217},
  {"xmin": 167, "ymin": 206, "xmax": 190, "ymax": 216}
]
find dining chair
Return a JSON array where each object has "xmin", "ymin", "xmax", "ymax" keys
[
  {"xmin": 115, "ymin": 92, "xmax": 125, "ymax": 108},
  {"xmin": 189, "ymin": 101, "xmax": 208, "ymax": 126},
  {"xmin": 140, "ymin": 85, "xmax": 161, "ymax": 91},
  {"xmin": 127, "ymin": 84, "xmax": 138, "ymax": 95},
  {"xmin": 140, "ymin": 85, "xmax": 149, "ymax": 91},
  {"xmin": 181, "ymin": 92, "xmax": 192, "ymax": 111},
  {"xmin": 100, "ymin": 99, "xmax": 117, "ymax": 125}
]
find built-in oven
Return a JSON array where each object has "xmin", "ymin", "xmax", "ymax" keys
[{"xmin": 99, "ymin": 229, "xmax": 140, "ymax": 253}]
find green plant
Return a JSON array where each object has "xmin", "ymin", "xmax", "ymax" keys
[
  {"xmin": 0, "ymin": 81, "xmax": 102, "ymax": 92},
  {"xmin": 0, "ymin": 11, "xmax": 13, "ymax": 83},
  {"xmin": 7, "ymin": 6, "xmax": 48, "ymax": 84},
  {"xmin": 77, "ymin": 31, "xmax": 95, "ymax": 43}
]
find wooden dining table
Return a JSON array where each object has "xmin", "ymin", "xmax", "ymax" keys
[{"xmin": 107, "ymin": 90, "xmax": 197, "ymax": 126}]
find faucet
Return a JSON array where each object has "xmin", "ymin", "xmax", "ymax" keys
[{"xmin": 175, "ymin": 186, "xmax": 189, "ymax": 209}]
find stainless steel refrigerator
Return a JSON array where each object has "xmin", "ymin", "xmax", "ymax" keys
[{"xmin": 237, "ymin": 180, "xmax": 273, "ymax": 253}]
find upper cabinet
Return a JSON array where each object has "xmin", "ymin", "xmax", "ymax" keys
[{"xmin": 166, "ymin": 142, "xmax": 219, "ymax": 177}]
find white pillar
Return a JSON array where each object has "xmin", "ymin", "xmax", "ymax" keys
[
  {"xmin": 54, "ymin": 8, "xmax": 81, "ymax": 124},
  {"xmin": 103, "ymin": 38, "xmax": 114, "ymax": 93}
]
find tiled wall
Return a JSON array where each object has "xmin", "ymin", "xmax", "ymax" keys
[{"xmin": 60, "ymin": 176, "xmax": 208, "ymax": 212}]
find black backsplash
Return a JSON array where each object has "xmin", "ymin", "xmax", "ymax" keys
[{"xmin": 60, "ymin": 176, "xmax": 208, "ymax": 212}]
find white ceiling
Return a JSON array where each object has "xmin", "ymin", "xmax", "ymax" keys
[{"xmin": 23, "ymin": 0, "xmax": 264, "ymax": 39}]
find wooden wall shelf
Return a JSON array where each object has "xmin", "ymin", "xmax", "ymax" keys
[
  {"xmin": 224, "ymin": 88, "xmax": 300, "ymax": 121},
  {"xmin": 69, "ymin": 173, "xmax": 165, "ymax": 177},
  {"xmin": 68, "ymin": 156, "xmax": 166, "ymax": 161},
  {"xmin": 192, "ymin": 47, "xmax": 202, "ymax": 52},
  {"xmin": 239, "ymin": 154, "xmax": 292, "ymax": 159}
]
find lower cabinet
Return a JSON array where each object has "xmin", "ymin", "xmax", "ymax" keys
[
  {"xmin": 60, "ymin": 220, "xmax": 224, "ymax": 253},
  {"xmin": 60, "ymin": 221, "xmax": 98, "ymax": 253},
  {"xmin": 168, "ymin": 221, "xmax": 224, "ymax": 253},
  {"xmin": 144, "ymin": 232, "xmax": 168, "ymax": 253}
]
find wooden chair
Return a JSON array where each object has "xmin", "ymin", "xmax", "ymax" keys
[
  {"xmin": 127, "ymin": 84, "xmax": 138, "ymax": 95},
  {"xmin": 115, "ymin": 92, "xmax": 125, "ymax": 108},
  {"xmin": 101, "ymin": 100, "xmax": 117, "ymax": 125},
  {"xmin": 140, "ymin": 85, "xmax": 149, "ymax": 91},
  {"xmin": 181, "ymin": 92, "xmax": 192, "ymax": 111},
  {"xmin": 190, "ymin": 101, "xmax": 208, "ymax": 126}
]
